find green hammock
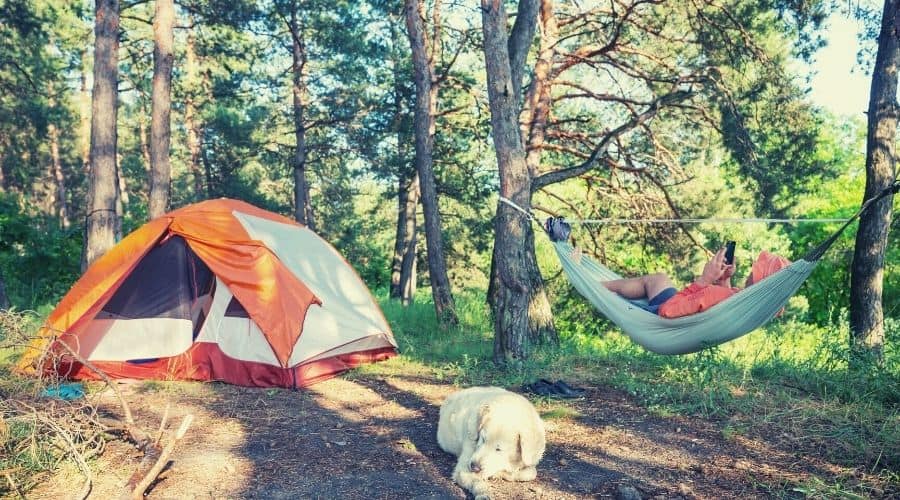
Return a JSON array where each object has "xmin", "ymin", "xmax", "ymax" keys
[
  {"xmin": 542, "ymin": 180, "xmax": 899, "ymax": 355},
  {"xmin": 553, "ymin": 240, "xmax": 816, "ymax": 354}
]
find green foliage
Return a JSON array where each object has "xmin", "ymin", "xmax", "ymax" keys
[
  {"xmin": 781, "ymin": 116, "xmax": 900, "ymax": 325},
  {"xmin": 0, "ymin": 194, "xmax": 81, "ymax": 308},
  {"xmin": 323, "ymin": 181, "xmax": 395, "ymax": 288}
]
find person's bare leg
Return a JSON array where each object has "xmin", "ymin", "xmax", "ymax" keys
[{"xmin": 603, "ymin": 273, "xmax": 675, "ymax": 301}]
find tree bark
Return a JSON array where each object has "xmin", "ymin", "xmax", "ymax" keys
[
  {"xmin": 80, "ymin": 46, "xmax": 91, "ymax": 175},
  {"xmin": 482, "ymin": 0, "xmax": 555, "ymax": 363},
  {"xmin": 390, "ymin": 172, "xmax": 419, "ymax": 304},
  {"xmin": 139, "ymin": 106, "xmax": 150, "ymax": 173},
  {"xmin": 290, "ymin": 3, "xmax": 315, "ymax": 229},
  {"xmin": 507, "ymin": 0, "xmax": 539, "ymax": 106},
  {"xmin": 521, "ymin": 0, "xmax": 556, "ymax": 173},
  {"xmin": 83, "ymin": 0, "xmax": 121, "ymax": 271},
  {"xmin": 0, "ymin": 272, "xmax": 9, "ymax": 310},
  {"xmin": 200, "ymin": 128, "xmax": 214, "ymax": 198},
  {"xmin": 389, "ymin": 10, "xmax": 418, "ymax": 304},
  {"xmin": 404, "ymin": 0, "xmax": 457, "ymax": 325},
  {"xmin": 184, "ymin": 19, "xmax": 205, "ymax": 198},
  {"xmin": 117, "ymin": 161, "xmax": 127, "ymax": 238},
  {"xmin": 148, "ymin": 0, "xmax": 174, "ymax": 218},
  {"xmin": 0, "ymin": 146, "xmax": 5, "ymax": 192},
  {"xmin": 48, "ymin": 120, "xmax": 69, "ymax": 228},
  {"xmin": 850, "ymin": 0, "xmax": 899, "ymax": 367}
]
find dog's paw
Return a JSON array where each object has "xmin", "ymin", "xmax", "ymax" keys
[
  {"xmin": 514, "ymin": 465, "xmax": 537, "ymax": 482},
  {"xmin": 470, "ymin": 479, "xmax": 492, "ymax": 500},
  {"xmin": 497, "ymin": 466, "xmax": 537, "ymax": 482}
]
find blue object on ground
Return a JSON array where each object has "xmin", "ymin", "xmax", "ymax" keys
[{"xmin": 42, "ymin": 382, "xmax": 85, "ymax": 400}]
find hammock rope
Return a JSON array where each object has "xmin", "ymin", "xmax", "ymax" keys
[
  {"xmin": 562, "ymin": 217, "xmax": 851, "ymax": 224},
  {"xmin": 498, "ymin": 179, "xmax": 899, "ymax": 354}
]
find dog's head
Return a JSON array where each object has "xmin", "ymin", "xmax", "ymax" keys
[{"xmin": 468, "ymin": 400, "xmax": 545, "ymax": 477}]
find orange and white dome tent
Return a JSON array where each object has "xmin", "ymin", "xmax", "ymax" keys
[{"xmin": 18, "ymin": 199, "xmax": 397, "ymax": 388}]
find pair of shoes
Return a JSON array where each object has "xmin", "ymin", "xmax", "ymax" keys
[
  {"xmin": 544, "ymin": 217, "xmax": 571, "ymax": 242},
  {"xmin": 544, "ymin": 379, "xmax": 586, "ymax": 398},
  {"xmin": 523, "ymin": 379, "xmax": 585, "ymax": 399}
]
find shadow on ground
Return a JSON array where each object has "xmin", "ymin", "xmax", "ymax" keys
[{"xmin": 27, "ymin": 373, "xmax": 877, "ymax": 499}]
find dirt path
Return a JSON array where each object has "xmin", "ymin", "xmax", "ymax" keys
[{"xmin": 31, "ymin": 375, "xmax": 862, "ymax": 499}]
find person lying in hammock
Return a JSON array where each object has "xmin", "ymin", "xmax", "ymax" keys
[{"xmin": 545, "ymin": 217, "xmax": 791, "ymax": 318}]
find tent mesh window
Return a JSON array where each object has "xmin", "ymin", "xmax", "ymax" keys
[{"xmin": 94, "ymin": 235, "xmax": 215, "ymax": 355}]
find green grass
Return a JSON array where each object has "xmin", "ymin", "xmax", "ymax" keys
[{"xmin": 539, "ymin": 405, "xmax": 582, "ymax": 421}]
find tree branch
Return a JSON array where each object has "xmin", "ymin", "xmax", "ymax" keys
[
  {"xmin": 532, "ymin": 88, "xmax": 691, "ymax": 190},
  {"xmin": 507, "ymin": 0, "xmax": 540, "ymax": 104}
]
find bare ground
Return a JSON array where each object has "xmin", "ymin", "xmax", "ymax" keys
[{"xmin": 27, "ymin": 373, "xmax": 892, "ymax": 500}]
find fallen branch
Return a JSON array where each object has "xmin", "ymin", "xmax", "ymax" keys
[
  {"xmin": 40, "ymin": 413, "xmax": 93, "ymax": 500},
  {"xmin": 3, "ymin": 470, "xmax": 25, "ymax": 500},
  {"xmin": 130, "ymin": 414, "xmax": 194, "ymax": 499},
  {"xmin": 154, "ymin": 404, "xmax": 170, "ymax": 447},
  {"xmin": 54, "ymin": 341, "xmax": 150, "ymax": 445}
]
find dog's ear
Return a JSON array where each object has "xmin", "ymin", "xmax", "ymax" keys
[
  {"xmin": 517, "ymin": 433, "xmax": 533, "ymax": 466},
  {"xmin": 476, "ymin": 403, "xmax": 492, "ymax": 436},
  {"xmin": 517, "ymin": 417, "xmax": 546, "ymax": 466}
]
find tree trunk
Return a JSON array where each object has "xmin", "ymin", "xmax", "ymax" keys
[
  {"xmin": 200, "ymin": 128, "xmax": 214, "ymax": 198},
  {"xmin": 83, "ymin": 0, "xmax": 120, "ymax": 271},
  {"xmin": 850, "ymin": 0, "xmax": 899, "ymax": 368},
  {"xmin": 0, "ymin": 147, "xmax": 5, "ymax": 192},
  {"xmin": 389, "ymin": 12, "xmax": 418, "ymax": 304},
  {"xmin": 80, "ymin": 46, "xmax": 91, "ymax": 175},
  {"xmin": 185, "ymin": 108, "xmax": 204, "ymax": 196},
  {"xmin": 522, "ymin": 0, "xmax": 556, "ymax": 172},
  {"xmin": 0, "ymin": 272, "xmax": 9, "ymax": 310},
  {"xmin": 48, "ymin": 120, "xmax": 70, "ymax": 228},
  {"xmin": 148, "ymin": 0, "xmax": 174, "ymax": 218},
  {"xmin": 139, "ymin": 108, "xmax": 150, "ymax": 173},
  {"xmin": 481, "ymin": 0, "xmax": 555, "ymax": 363},
  {"xmin": 404, "ymin": 0, "xmax": 457, "ymax": 325},
  {"xmin": 290, "ymin": 3, "xmax": 315, "ymax": 229},
  {"xmin": 117, "ymin": 161, "xmax": 127, "ymax": 237},
  {"xmin": 184, "ymin": 19, "xmax": 205, "ymax": 198},
  {"xmin": 390, "ymin": 172, "xmax": 419, "ymax": 304}
]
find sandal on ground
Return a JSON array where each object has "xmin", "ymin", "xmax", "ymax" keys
[
  {"xmin": 524, "ymin": 379, "xmax": 584, "ymax": 399},
  {"xmin": 547, "ymin": 379, "xmax": 586, "ymax": 397}
]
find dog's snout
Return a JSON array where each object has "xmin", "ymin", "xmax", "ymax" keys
[{"xmin": 469, "ymin": 461, "xmax": 481, "ymax": 473}]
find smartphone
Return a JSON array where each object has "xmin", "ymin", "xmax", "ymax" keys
[{"xmin": 724, "ymin": 241, "xmax": 736, "ymax": 265}]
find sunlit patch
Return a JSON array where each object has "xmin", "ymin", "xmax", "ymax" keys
[
  {"xmin": 307, "ymin": 378, "xmax": 421, "ymax": 423},
  {"xmin": 380, "ymin": 376, "xmax": 456, "ymax": 406}
]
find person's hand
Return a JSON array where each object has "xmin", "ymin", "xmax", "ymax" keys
[
  {"xmin": 716, "ymin": 257, "xmax": 736, "ymax": 286},
  {"xmin": 697, "ymin": 247, "xmax": 729, "ymax": 286}
]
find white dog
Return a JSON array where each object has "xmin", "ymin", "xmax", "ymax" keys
[{"xmin": 437, "ymin": 386, "xmax": 546, "ymax": 499}]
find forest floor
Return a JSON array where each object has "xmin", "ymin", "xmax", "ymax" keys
[{"xmin": 27, "ymin": 369, "xmax": 894, "ymax": 500}]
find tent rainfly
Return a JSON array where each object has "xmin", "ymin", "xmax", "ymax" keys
[{"xmin": 18, "ymin": 199, "xmax": 397, "ymax": 388}]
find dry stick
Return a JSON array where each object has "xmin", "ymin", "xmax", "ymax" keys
[
  {"xmin": 4, "ymin": 471, "xmax": 25, "ymax": 500},
  {"xmin": 154, "ymin": 404, "xmax": 170, "ymax": 447},
  {"xmin": 41, "ymin": 414, "xmax": 93, "ymax": 500},
  {"xmin": 131, "ymin": 414, "xmax": 194, "ymax": 499},
  {"xmin": 54, "ymin": 341, "xmax": 149, "ymax": 444}
]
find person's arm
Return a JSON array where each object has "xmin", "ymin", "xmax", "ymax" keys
[{"xmin": 658, "ymin": 248, "xmax": 737, "ymax": 318}]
